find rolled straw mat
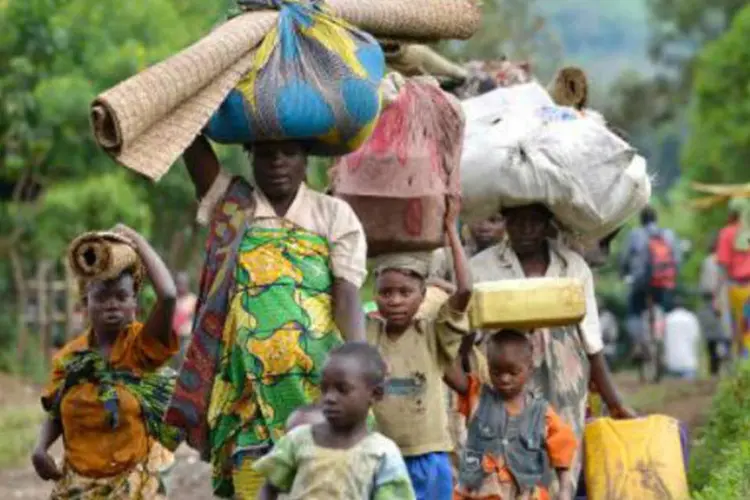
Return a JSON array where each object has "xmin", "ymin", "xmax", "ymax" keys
[
  {"xmin": 385, "ymin": 44, "xmax": 469, "ymax": 80},
  {"xmin": 91, "ymin": 0, "xmax": 481, "ymax": 181},
  {"xmin": 67, "ymin": 231, "xmax": 145, "ymax": 294},
  {"xmin": 548, "ymin": 66, "xmax": 589, "ymax": 109}
]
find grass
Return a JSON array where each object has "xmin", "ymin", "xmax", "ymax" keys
[{"xmin": 0, "ymin": 405, "xmax": 44, "ymax": 468}]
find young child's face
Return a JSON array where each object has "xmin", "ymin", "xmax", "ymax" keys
[
  {"xmin": 320, "ymin": 355, "xmax": 379, "ymax": 430},
  {"xmin": 487, "ymin": 342, "xmax": 532, "ymax": 400},
  {"xmin": 375, "ymin": 270, "xmax": 425, "ymax": 330}
]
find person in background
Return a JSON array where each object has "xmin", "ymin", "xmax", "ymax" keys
[
  {"xmin": 32, "ymin": 225, "xmax": 181, "ymax": 498},
  {"xmin": 697, "ymin": 291, "xmax": 730, "ymax": 377},
  {"xmin": 620, "ymin": 206, "xmax": 681, "ymax": 358},
  {"xmin": 663, "ymin": 295, "xmax": 701, "ymax": 380},
  {"xmin": 254, "ymin": 343, "xmax": 415, "ymax": 500},
  {"xmin": 470, "ymin": 204, "xmax": 635, "ymax": 497},
  {"xmin": 716, "ymin": 197, "xmax": 750, "ymax": 358},
  {"xmin": 367, "ymin": 196, "xmax": 472, "ymax": 500},
  {"xmin": 171, "ymin": 271, "xmax": 197, "ymax": 369},
  {"xmin": 429, "ymin": 214, "xmax": 505, "ymax": 284},
  {"xmin": 167, "ymin": 136, "xmax": 368, "ymax": 499},
  {"xmin": 450, "ymin": 330, "xmax": 578, "ymax": 500},
  {"xmin": 598, "ymin": 296, "xmax": 620, "ymax": 366}
]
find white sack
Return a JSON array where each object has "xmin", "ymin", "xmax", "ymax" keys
[{"xmin": 460, "ymin": 85, "xmax": 650, "ymax": 238}]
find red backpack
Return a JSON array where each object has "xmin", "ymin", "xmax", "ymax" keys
[{"xmin": 648, "ymin": 234, "xmax": 677, "ymax": 289}]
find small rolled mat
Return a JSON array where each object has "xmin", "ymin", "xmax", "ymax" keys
[
  {"xmin": 547, "ymin": 66, "xmax": 588, "ymax": 109},
  {"xmin": 67, "ymin": 232, "xmax": 145, "ymax": 295},
  {"xmin": 90, "ymin": 0, "xmax": 481, "ymax": 181}
]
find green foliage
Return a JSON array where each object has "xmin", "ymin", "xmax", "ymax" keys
[
  {"xmin": 0, "ymin": 405, "xmax": 44, "ymax": 468},
  {"xmin": 690, "ymin": 362, "xmax": 750, "ymax": 497}
]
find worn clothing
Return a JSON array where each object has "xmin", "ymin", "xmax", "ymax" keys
[
  {"xmin": 470, "ymin": 239, "xmax": 603, "ymax": 355},
  {"xmin": 718, "ymin": 222, "xmax": 750, "ymax": 281},
  {"xmin": 166, "ymin": 176, "xmax": 368, "ymax": 498},
  {"xmin": 700, "ymin": 254, "xmax": 733, "ymax": 341},
  {"xmin": 663, "ymin": 308, "xmax": 701, "ymax": 373},
  {"xmin": 50, "ymin": 444, "xmax": 174, "ymax": 499},
  {"xmin": 728, "ymin": 284, "xmax": 750, "ymax": 357},
  {"xmin": 207, "ymin": 223, "xmax": 344, "ymax": 496},
  {"xmin": 367, "ymin": 302, "xmax": 470, "ymax": 456},
  {"xmin": 404, "ymin": 452, "xmax": 453, "ymax": 500},
  {"xmin": 198, "ymin": 171, "xmax": 367, "ymax": 287},
  {"xmin": 455, "ymin": 376, "xmax": 577, "ymax": 500},
  {"xmin": 42, "ymin": 323, "xmax": 178, "ymax": 478},
  {"xmin": 469, "ymin": 241, "xmax": 593, "ymax": 495},
  {"xmin": 253, "ymin": 425, "xmax": 415, "ymax": 500}
]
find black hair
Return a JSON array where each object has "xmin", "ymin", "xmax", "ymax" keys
[
  {"xmin": 328, "ymin": 342, "xmax": 387, "ymax": 387},
  {"xmin": 640, "ymin": 206, "xmax": 657, "ymax": 226},
  {"xmin": 488, "ymin": 329, "xmax": 533, "ymax": 359}
]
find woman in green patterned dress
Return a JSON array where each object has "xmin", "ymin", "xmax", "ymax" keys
[{"xmin": 166, "ymin": 136, "xmax": 368, "ymax": 499}]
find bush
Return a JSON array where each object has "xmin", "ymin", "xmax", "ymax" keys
[{"xmin": 690, "ymin": 362, "xmax": 750, "ymax": 497}]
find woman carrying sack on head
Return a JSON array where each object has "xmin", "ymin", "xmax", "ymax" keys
[
  {"xmin": 31, "ymin": 226, "xmax": 182, "ymax": 499},
  {"xmin": 165, "ymin": 136, "xmax": 367, "ymax": 499},
  {"xmin": 469, "ymin": 204, "xmax": 636, "ymax": 498}
]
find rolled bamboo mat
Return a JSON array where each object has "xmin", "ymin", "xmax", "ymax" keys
[
  {"xmin": 67, "ymin": 231, "xmax": 145, "ymax": 293},
  {"xmin": 92, "ymin": 0, "xmax": 481, "ymax": 180},
  {"xmin": 548, "ymin": 66, "xmax": 588, "ymax": 109}
]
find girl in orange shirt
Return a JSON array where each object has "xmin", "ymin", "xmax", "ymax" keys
[{"xmin": 31, "ymin": 225, "xmax": 181, "ymax": 499}]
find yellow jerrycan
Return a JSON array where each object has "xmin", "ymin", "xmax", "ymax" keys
[{"xmin": 584, "ymin": 415, "xmax": 689, "ymax": 500}]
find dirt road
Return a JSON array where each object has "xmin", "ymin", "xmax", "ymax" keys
[{"xmin": 0, "ymin": 373, "xmax": 718, "ymax": 499}]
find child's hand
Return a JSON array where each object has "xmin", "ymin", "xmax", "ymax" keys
[
  {"xmin": 445, "ymin": 194, "xmax": 461, "ymax": 230},
  {"xmin": 31, "ymin": 447, "xmax": 62, "ymax": 481}
]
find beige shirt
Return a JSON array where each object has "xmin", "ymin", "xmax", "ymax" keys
[
  {"xmin": 469, "ymin": 239, "xmax": 603, "ymax": 354},
  {"xmin": 197, "ymin": 170, "xmax": 368, "ymax": 287},
  {"xmin": 367, "ymin": 302, "xmax": 470, "ymax": 456}
]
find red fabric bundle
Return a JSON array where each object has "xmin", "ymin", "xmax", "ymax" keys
[{"xmin": 333, "ymin": 75, "xmax": 464, "ymax": 256}]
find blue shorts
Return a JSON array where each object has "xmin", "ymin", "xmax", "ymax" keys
[{"xmin": 404, "ymin": 452, "xmax": 453, "ymax": 500}]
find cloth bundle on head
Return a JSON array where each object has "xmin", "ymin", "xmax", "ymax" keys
[
  {"xmin": 373, "ymin": 252, "xmax": 433, "ymax": 278},
  {"xmin": 67, "ymin": 232, "xmax": 145, "ymax": 297}
]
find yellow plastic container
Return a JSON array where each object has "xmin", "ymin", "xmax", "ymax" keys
[
  {"xmin": 584, "ymin": 415, "xmax": 690, "ymax": 500},
  {"xmin": 469, "ymin": 278, "xmax": 585, "ymax": 330}
]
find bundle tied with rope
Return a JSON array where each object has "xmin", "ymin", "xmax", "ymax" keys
[
  {"xmin": 90, "ymin": 0, "xmax": 481, "ymax": 181},
  {"xmin": 67, "ymin": 232, "xmax": 145, "ymax": 298},
  {"xmin": 332, "ymin": 73, "xmax": 465, "ymax": 256}
]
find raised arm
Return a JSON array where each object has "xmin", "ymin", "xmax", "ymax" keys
[
  {"xmin": 184, "ymin": 134, "xmax": 221, "ymax": 201},
  {"xmin": 446, "ymin": 195, "xmax": 472, "ymax": 312},
  {"xmin": 114, "ymin": 224, "xmax": 177, "ymax": 347}
]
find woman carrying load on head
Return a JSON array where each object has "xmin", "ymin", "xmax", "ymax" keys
[
  {"xmin": 468, "ymin": 203, "xmax": 636, "ymax": 497},
  {"xmin": 716, "ymin": 197, "xmax": 750, "ymax": 358},
  {"xmin": 165, "ymin": 135, "xmax": 367, "ymax": 499},
  {"xmin": 31, "ymin": 226, "xmax": 181, "ymax": 499}
]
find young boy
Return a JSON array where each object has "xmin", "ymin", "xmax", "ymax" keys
[
  {"xmin": 254, "ymin": 343, "xmax": 415, "ymax": 500},
  {"xmin": 452, "ymin": 330, "xmax": 578, "ymax": 500},
  {"xmin": 367, "ymin": 198, "xmax": 472, "ymax": 500}
]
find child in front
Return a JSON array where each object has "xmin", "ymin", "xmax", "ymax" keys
[
  {"xmin": 254, "ymin": 343, "xmax": 415, "ymax": 500},
  {"xmin": 453, "ymin": 330, "xmax": 578, "ymax": 500},
  {"xmin": 367, "ymin": 196, "xmax": 472, "ymax": 500}
]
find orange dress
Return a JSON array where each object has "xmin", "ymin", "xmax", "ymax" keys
[
  {"xmin": 42, "ymin": 322, "xmax": 177, "ymax": 478},
  {"xmin": 453, "ymin": 376, "xmax": 577, "ymax": 500}
]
